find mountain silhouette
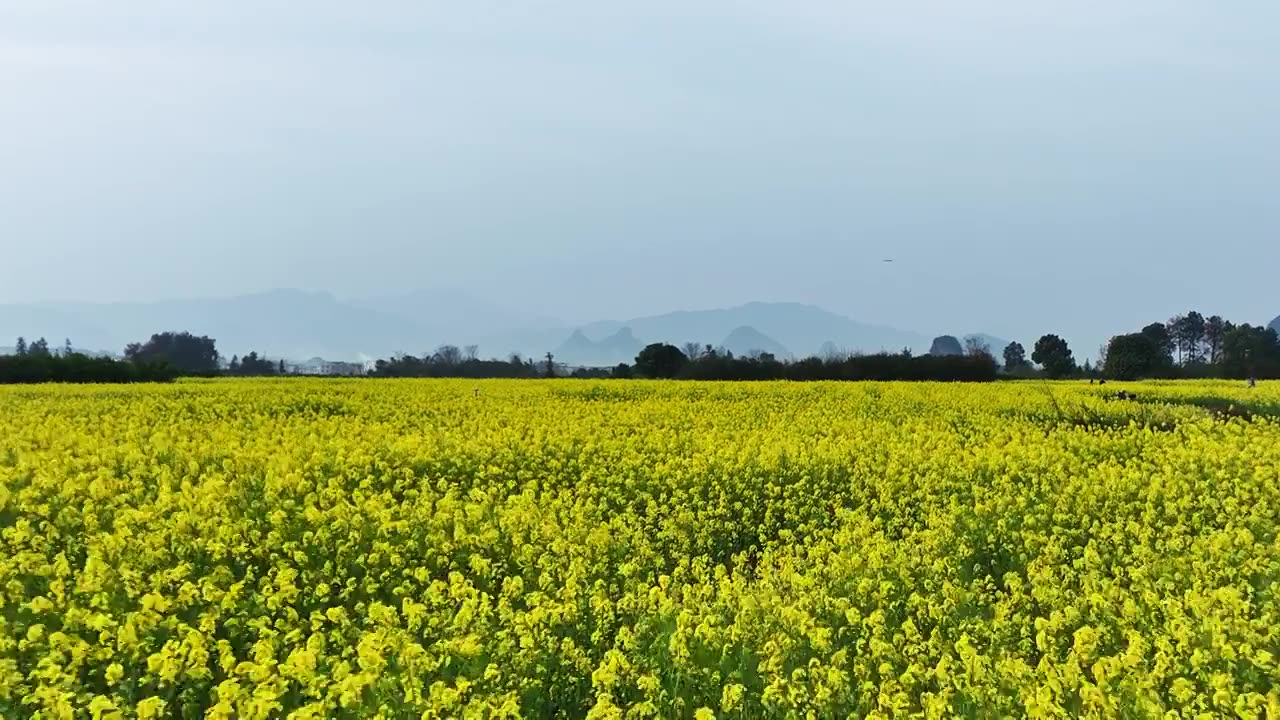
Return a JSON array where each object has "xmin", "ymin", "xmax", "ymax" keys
[
  {"xmin": 577, "ymin": 302, "xmax": 927, "ymax": 359},
  {"xmin": 554, "ymin": 327, "xmax": 643, "ymax": 366},
  {"xmin": 720, "ymin": 326, "xmax": 790, "ymax": 359},
  {"xmin": 929, "ymin": 336, "xmax": 964, "ymax": 356},
  {"xmin": 0, "ymin": 290, "xmax": 414, "ymax": 360},
  {"xmin": 350, "ymin": 289, "xmax": 561, "ymax": 341},
  {"xmin": 1, "ymin": 293, "xmax": 935, "ymax": 364}
]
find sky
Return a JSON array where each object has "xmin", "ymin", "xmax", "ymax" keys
[{"xmin": 1, "ymin": 0, "xmax": 1277, "ymax": 353}]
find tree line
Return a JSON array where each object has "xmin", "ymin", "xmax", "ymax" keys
[
  {"xmin": 368, "ymin": 343, "xmax": 998, "ymax": 382},
  {"xmin": 972, "ymin": 311, "xmax": 1277, "ymax": 382},
  {"xmin": 227, "ymin": 352, "xmax": 287, "ymax": 376},
  {"xmin": 6, "ymin": 314, "xmax": 1276, "ymax": 384},
  {"xmin": 1, "ymin": 335, "xmax": 179, "ymax": 384},
  {"xmin": 2, "ymin": 332, "xmax": 230, "ymax": 384},
  {"xmin": 1098, "ymin": 312, "xmax": 1279, "ymax": 380},
  {"xmin": 621, "ymin": 343, "xmax": 998, "ymax": 381},
  {"xmin": 369, "ymin": 346, "xmax": 545, "ymax": 378}
]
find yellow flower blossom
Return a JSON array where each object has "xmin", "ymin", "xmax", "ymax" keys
[{"xmin": 1, "ymin": 378, "xmax": 1277, "ymax": 716}]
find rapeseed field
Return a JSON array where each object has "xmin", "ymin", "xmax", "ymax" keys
[{"xmin": 2, "ymin": 379, "xmax": 1277, "ymax": 718}]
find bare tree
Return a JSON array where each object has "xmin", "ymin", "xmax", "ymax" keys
[
  {"xmin": 464, "ymin": 345, "xmax": 479, "ymax": 362},
  {"xmin": 964, "ymin": 337, "xmax": 992, "ymax": 359},
  {"xmin": 681, "ymin": 342, "xmax": 703, "ymax": 360},
  {"xmin": 819, "ymin": 341, "xmax": 849, "ymax": 362},
  {"xmin": 434, "ymin": 344, "xmax": 463, "ymax": 366},
  {"xmin": 1167, "ymin": 315, "xmax": 1185, "ymax": 365}
]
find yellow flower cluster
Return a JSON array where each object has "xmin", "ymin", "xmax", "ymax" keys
[{"xmin": 1, "ymin": 378, "xmax": 1277, "ymax": 718}]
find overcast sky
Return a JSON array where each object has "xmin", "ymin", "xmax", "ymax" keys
[{"xmin": 1, "ymin": 1, "xmax": 1277, "ymax": 350}]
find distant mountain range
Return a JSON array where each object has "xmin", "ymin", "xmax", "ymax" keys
[
  {"xmin": 554, "ymin": 323, "xmax": 795, "ymax": 367},
  {"xmin": 349, "ymin": 289, "xmax": 560, "ymax": 342},
  {"xmin": 0, "ymin": 290, "xmax": 557, "ymax": 361},
  {"xmin": 721, "ymin": 326, "xmax": 790, "ymax": 359},
  {"xmin": 1270, "ymin": 315, "xmax": 1280, "ymax": 334},
  {"xmin": 0, "ymin": 290, "xmax": 1011, "ymax": 366},
  {"xmin": 568, "ymin": 302, "xmax": 929, "ymax": 362},
  {"xmin": 556, "ymin": 328, "xmax": 645, "ymax": 367},
  {"xmin": 1, "ymin": 291, "xmax": 413, "ymax": 360}
]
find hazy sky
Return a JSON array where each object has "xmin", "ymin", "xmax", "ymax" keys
[{"xmin": 2, "ymin": 1, "xmax": 1277, "ymax": 351}]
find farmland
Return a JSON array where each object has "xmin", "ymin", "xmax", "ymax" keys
[{"xmin": 2, "ymin": 379, "xmax": 1279, "ymax": 718}]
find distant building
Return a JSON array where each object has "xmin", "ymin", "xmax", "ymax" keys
[
  {"xmin": 291, "ymin": 357, "xmax": 366, "ymax": 376},
  {"xmin": 324, "ymin": 361, "xmax": 366, "ymax": 376}
]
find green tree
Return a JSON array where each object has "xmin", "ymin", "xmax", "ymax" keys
[
  {"xmin": 1221, "ymin": 324, "xmax": 1280, "ymax": 378},
  {"xmin": 14, "ymin": 337, "xmax": 27, "ymax": 356},
  {"xmin": 1141, "ymin": 323, "xmax": 1174, "ymax": 365},
  {"xmin": 124, "ymin": 332, "xmax": 220, "ymax": 373},
  {"xmin": 237, "ymin": 351, "xmax": 276, "ymax": 375},
  {"xmin": 1172, "ymin": 311, "xmax": 1206, "ymax": 364},
  {"xmin": 1032, "ymin": 334, "xmax": 1076, "ymax": 378},
  {"xmin": 1002, "ymin": 342, "xmax": 1027, "ymax": 370},
  {"xmin": 28, "ymin": 338, "xmax": 51, "ymax": 357},
  {"xmin": 1104, "ymin": 333, "xmax": 1163, "ymax": 380},
  {"xmin": 634, "ymin": 343, "xmax": 688, "ymax": 379},
  {"xmin": 1204, "ymin": 315, "xmax": 1227, "ymax": 364}
]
